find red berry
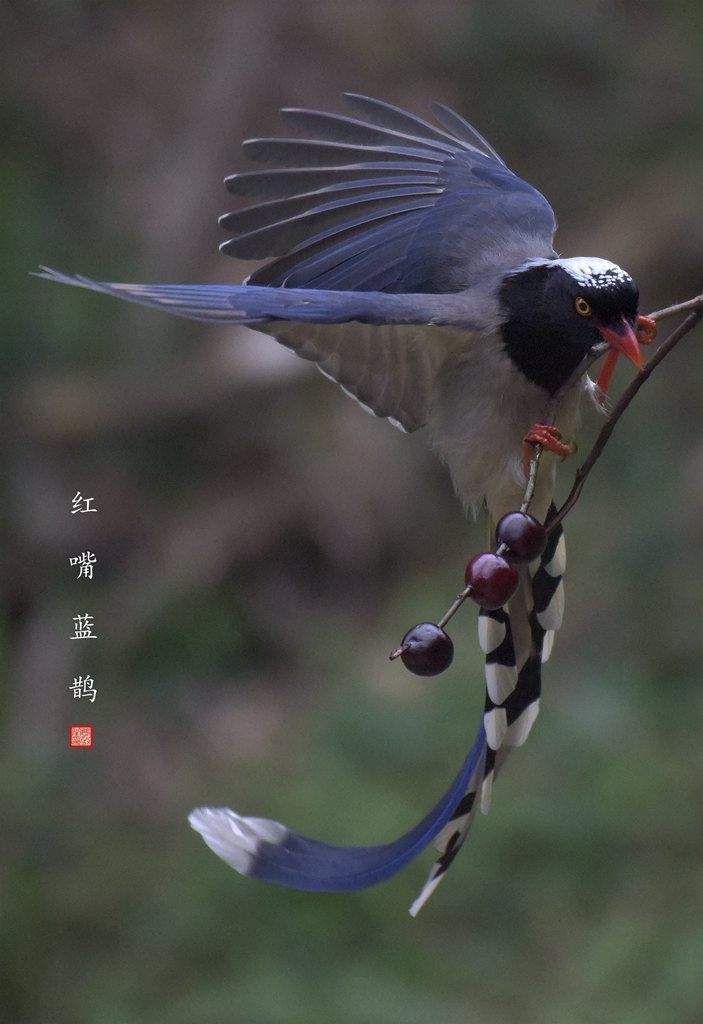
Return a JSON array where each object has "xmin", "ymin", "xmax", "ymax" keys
[
  {"xmin": 495, "ymin": 511, "xmax": 547, "ymax": 563},
  {"xmin": 393, "ymin": 622, "xmax": 454, "ymax": 677},
  {"xmin": 464, "ymin": 552, "xmax": 519, "ymax": 610}
]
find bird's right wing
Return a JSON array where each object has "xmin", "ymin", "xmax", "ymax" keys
[
  {"xmin": 220, "ymin": 94, "xmax": 559, "ymax": 430},
  {"xmin": 223, "ymin": 93, "xmax": 557, "ymax": 295}
]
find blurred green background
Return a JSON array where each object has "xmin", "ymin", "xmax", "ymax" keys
[{"xmin": 3, "ymin": 2, "xmax": 703, "ymax": 1022}]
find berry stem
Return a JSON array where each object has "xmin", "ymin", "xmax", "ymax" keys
[
  {"xmin": 389, "ymin": 645, "xmax": 408, "ymax": 661},
  {"xmin": 437, "ymin": 584, "xmax": 474, "ymax": 630},
  {"xmin": 520, "ymin": 448, "xmax": 542, "ymax": 512}
]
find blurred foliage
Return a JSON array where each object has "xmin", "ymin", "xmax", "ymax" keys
[{"xmin": 2, "ymin": 2, "xmax": 703, "ymax": 1022}]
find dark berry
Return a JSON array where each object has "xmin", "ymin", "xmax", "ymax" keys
[
  {"xmin": 495, "ymin": 511, "xmax": 547, "ymax": 563},
  {"xmin": 392, "ymin": 622, "xmax": 454, "ymax": 677},
  {"xmin": 465, "ymin": 552, "xmax": 519, "ymax": 610}
]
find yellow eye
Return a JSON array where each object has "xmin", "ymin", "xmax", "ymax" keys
[{"xmin": 575, "ymin": 296, "xmax": 592, "ymax": 317}]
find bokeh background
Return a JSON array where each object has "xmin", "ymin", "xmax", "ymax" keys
[{"xmin": 3, "ymin": 2, "xmax": 703, "ymax": 1022}]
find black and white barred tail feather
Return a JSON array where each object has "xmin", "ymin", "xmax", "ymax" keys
[{"xmin": 409, "ymin": 510, "xmax": 565, "ymax": 914}]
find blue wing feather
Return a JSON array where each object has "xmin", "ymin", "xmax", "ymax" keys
[
  {"xmin": 279, "ymin": 107, "xmax": 458, "ymax": 155},
  {"xmin": 35, "ymin": 267, "xmax": 484, "ymax": 330},
  {"xmin": 221, "ymin": 193, "xmax": 437, "ymax": 260},
  {"xmin": 344, "ymin": 94, "xmax": 484, "ymax": 152},
  {"xmin": 219, "ymin": 183, "xmax": 442, "ymax": 236},
  {"xmin": 225, "ymin": 164, "xmax": 441, "ymax": 197},
  {"xmin": 224, "ymin": 96, "xmax": 556, "ymax": 293}
]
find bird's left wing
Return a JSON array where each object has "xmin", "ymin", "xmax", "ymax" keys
[{"xmin": 36, "ymin": 269, "xmax": 482, "ymax": 431}]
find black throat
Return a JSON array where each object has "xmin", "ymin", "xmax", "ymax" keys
[
  {"xmin": 500, "ymin": 316, "xmax": 595, "ymax": 395},
  {"xmin": 498, "ymin": 264, "xmax": 601, "ymax": 395}
]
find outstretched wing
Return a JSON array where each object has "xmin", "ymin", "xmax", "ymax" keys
[
  {"xmin": 38, "ymin": 96, "xmax": 557, "ymax": 431},
  {"xmin": 223, "ymin": 93, "xmax": 556, "ymax": 294}
]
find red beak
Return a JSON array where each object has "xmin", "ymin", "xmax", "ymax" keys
[{"xmin": 598, "ymin": 315, "xmax": 644, "ymax": 370}]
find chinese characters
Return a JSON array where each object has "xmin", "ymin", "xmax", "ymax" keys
[
  {"xmin": 71, "ymin": 491, "xmax": 97, "ymax": 514},
  {"xmin": 70, "ymin": 675, "xmax": 96, "ymax": 702},
  {"xmin": 69, "ymin": 551, "xmax": 96, "ymax": 579},
  {"xmin": 69, "ymin": 492, "xmax": 99, "ymax": 739},
  {"xmin": 69, "ymin": 613, "xmax": 98, "ymax": 640}
]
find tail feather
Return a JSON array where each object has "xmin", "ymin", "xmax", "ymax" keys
[
  {"xmin": 409, "ymin": 508, "xmax": 565, "ymax": 912},
  {"xmin": 187, "ymin": 510, "xmax": 567, "ymax": 916}
]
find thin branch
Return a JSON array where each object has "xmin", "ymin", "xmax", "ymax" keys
[
  {"xmin": 548, "ymin": 302, "xmax": 703, "ymax": 533},
  {"xmin": 647, "ymin": 293, "xmax": 703, "ymax": 321}
]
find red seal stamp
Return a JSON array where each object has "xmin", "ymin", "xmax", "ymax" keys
[{"xmin": 70, "ymin": 725, "xmax": 93, "ymax": 748}]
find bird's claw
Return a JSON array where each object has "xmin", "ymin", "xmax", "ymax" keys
[
  {"xmin": 636, "ymin": 315, "xmax": 657, "ymax": 346},
  {"xmin": 523, "ymin": 424, "xmax": 575, "ymax": 477}
]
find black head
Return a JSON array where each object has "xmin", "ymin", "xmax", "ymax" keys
[{"xmin": 499, "ymin": 257, "xmax": 640, "ymax": 394}]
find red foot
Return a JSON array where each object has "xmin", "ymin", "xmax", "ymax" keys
[
  {"xmin": 523, "ymin": 424, "xmax": 576, "ymax": 477},
  {"xmin": 636, "ymin": 315, "xmax": 657, "ymax": 346},
  {"xmin": 596, "ymin": 316, "xmax": 655, "ymax": 404}
]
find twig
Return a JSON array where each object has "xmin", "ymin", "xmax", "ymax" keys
[
  {"xmin": 436, "ymin": 584, "xmax": 473, "ymax": 631},
  {"xmin": 548, "ymin": 302, "xmax": 703, "ymax": 533},
  {"xmin": 647, "ymin": 294, "xmax": 703, "ymax": 321}
]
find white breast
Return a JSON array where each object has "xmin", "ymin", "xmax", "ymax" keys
[{"xmin": 427, "ymin": 334, "xmax": 587, "ymax": 520}]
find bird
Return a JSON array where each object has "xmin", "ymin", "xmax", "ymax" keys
[{"xmin": 38, "ymin": 93, "xmax": 652, "ymax": 914}]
